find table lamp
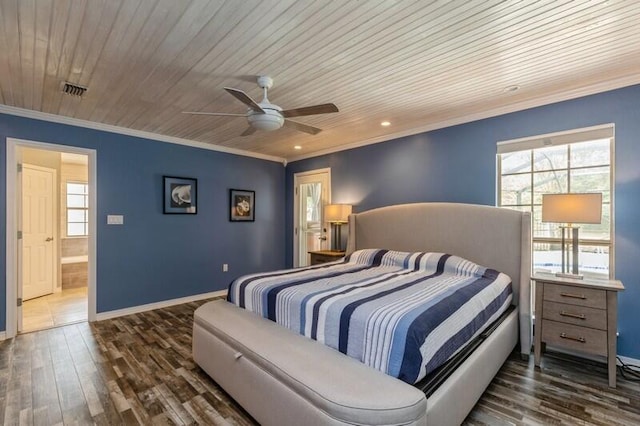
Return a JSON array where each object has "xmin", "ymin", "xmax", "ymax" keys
[
  {"xmin": 324, "ymin": 204, "xmax": 352, "ymax": 252},
  {"xmin": 542, "ymin": 193, "xmax": 602, "ymax": 279}
]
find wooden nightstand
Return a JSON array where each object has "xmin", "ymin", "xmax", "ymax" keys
[
  {"xmin": 308, "ymin": 250, "xmax": 345, "ymax": 265},
  {"xmin": 533, "ymin": 273, "xmax": 624, "ymax": 387}
]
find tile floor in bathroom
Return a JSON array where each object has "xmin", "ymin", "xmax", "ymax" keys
[{"xmin": 21, "ymin": 286, "xmax": 88, "ymax": 332}]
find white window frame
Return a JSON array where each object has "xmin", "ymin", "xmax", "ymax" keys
[
  {"xmin": 66, "ymin": 181, "xmax": 89, "ymax": 237},
  {"xmin": 497, "ymin": 124, "xmax": 615, "ymax": 278}
]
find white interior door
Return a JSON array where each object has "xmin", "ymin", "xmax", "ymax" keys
[
  {"xmin": 293, "ymin": 169, "xmax": 331, "ymax": 267},
  {"xmin": 22, "ymin": 164, "xmax": 56, "ymax": 301}
]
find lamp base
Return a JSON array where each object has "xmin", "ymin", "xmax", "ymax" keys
[
  {"xmin": 330, "ymin": 222, "xmax": 344, "ymax": 252},
  {"xmin": 559, "ymin": 225, "xmax": 581, "ymax": 277},
  {"xmin": 555, "ymin": 272, "xmax": 584, "ymax": 280}
]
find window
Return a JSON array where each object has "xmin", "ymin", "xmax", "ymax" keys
[
  {"xmin": 66, "ymin": 182, "xmax": 89, "ymax": 236},
  {"xmin": 497, "ymin": 126, "xmax": 613, "ymax": 279}
]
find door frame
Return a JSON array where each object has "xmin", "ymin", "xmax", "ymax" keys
[
  {"xmin": 292, "ymin": 167, "xmax": 331, "ymax": 267},
  {"xmin": 6, "ymin": 137, "xmax": 97, "ymax": 338}
]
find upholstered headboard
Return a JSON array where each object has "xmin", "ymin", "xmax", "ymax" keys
[{"xmin": 346, "ymin": 202, "xmax": 532, "ymax": 357}]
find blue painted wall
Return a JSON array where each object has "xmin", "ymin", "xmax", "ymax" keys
[
  {"xmin": 286, "ymin": 84, "xmax": 640, "ymax": 360},
  {"xmin": 0, "ymin": 113, "xmax": 286, "ymax": 330}
]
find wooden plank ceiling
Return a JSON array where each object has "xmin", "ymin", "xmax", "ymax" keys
[{"xmin": 1, "ymin": 0, "xmax": 639, "ymax": 161}]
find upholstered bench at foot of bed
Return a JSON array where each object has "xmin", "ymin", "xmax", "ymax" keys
[{"xmin": 193, "ymin": 299, "xmax": 427, "ymax": 426}]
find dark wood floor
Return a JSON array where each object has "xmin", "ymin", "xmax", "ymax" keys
[{"xmin": 1, "ymin": 299, "xmax": 639, "ymax": 425}]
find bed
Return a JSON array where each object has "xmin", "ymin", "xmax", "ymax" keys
[{"xmin": 193, "ymin": 202, "xmax": 532, "ymax": 425}]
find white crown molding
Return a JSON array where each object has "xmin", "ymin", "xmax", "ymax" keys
[
  {"xmin": 95, "ymin": 289, "xmax": 227, "ymax": 321},
  {"xmin": 3, "ymin": 74, "xmax": 639, "ymax": 165},
  {"xmin": 287, "ymin": 75, "xmax": 640, "ymax": 163},
  {"xmin": 0, "ymin": 105, "xmax": 286, "ymax": 164}
]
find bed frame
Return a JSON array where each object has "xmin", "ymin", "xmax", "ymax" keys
[{"xmin": 193, "ymin": 203, "xmax": 531, "ymax": 425}]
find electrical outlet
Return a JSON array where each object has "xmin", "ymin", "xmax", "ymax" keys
[
  {"xmin": 222, "ymin": 264, "xmax": 228, "ymax": 272},
  {"xmin": 107, "ymin": 215, "xmax": 124, "ymax": 225}
]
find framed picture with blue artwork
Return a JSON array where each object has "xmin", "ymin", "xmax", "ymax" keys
[{"xmin": 163, "ymin": 176, "xmax": 197, "ymax": 214}]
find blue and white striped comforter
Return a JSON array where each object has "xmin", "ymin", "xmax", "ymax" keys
[{"xmin": 227, "ymin": 249, "xmax": 513, "ymax": 384}]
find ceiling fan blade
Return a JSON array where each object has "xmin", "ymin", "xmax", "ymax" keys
[
  {"xmin": 240, "ymin": 126, "xmax": 257, "ymax": 137},
  {"xmin": 182, "ymin": 111, "xmax": 247, "ymax": 117},
  {"xmin": 281, "ymin": 103, "xmax": 338, "ymax": 118},
  {"xmin": 224, "ymin": 87, "xmax": 265, "ymax": 113},
  {"xmin": 283, "ymin": 119, "xmax": 322, "ymax": 135}
]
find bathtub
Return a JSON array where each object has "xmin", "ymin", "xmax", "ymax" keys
[
  {"xmin": 61, "ymin": 255, "xmax": 88, "ymax": 264},
  {"xmin": 61, "ymin": 255, "xmax": 88, "ymax": 288}
]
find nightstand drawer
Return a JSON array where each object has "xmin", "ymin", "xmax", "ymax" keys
[
  {"xmin": 543, "ymin": 284, "xmax": 606, "ymax": 309},
  {"xmin": 542, "ymin": 301, "xmax": 607, "ymax": 330},
  {"xmin": 309, "ymin": 251, "xmax": 345, "ymax": 265},
  {"xmin": 541, "ymin": 320, "xmax": 607, "ymax": 356},
  {"xmin": 313, "ymin": 254, "xmax": 339, "ymax": 264}
]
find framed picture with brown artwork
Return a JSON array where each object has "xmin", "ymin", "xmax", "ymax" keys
[{"xmin": 229, "ymin": 189, "xmax": 254, "ymax": 222}]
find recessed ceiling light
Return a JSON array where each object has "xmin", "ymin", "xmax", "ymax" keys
[
  {"xmin": 503, "ymin": 85, "xmax": 520, "ymax": 93},
  {"xmin": 381, "ymin": 121, "xmax": 391, "ymax": 126},
  {"xmin": 294, "ymin": 145, "xmax": 302, "ymax": 150}
]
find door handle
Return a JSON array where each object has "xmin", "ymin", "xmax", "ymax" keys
[
  {"xmin": 318, "ymin": 236, "xmax": 327, "ymax": 241},
  {"xmin": 45, "ymin": 237, "xmax": 54, "ymax": 242}
]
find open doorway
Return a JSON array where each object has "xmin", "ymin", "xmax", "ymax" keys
[
  {"xmin": 5, "ymin": 138, "xmax": 97, "ymax": 338},
  {"xmin": 293, "ymin": 168, "xmax": 331, "ymax": 267},
  {"xmin": 20, "ymin": 149, "xmax": 89, "ymax": 332}
]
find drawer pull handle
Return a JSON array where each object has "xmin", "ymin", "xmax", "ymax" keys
[
  {"xmin": 560, "ymin": 311, "xmax": 586, "ymax": 320},
  {"xmin": 560, "ymin": 332, "xmax": 585, "ymax": 343},
  {"xmin": 560, "ymin": 292, "xmax": 586, "ymax": 300}
]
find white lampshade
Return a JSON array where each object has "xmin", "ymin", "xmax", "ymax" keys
[
  {"xmin": 247, "ymin": 109, "xmax": 284, "ymax": 131},
  {"xmin": 324, "ymin": 204, "xmax": 352, "ymax": 224},
  {"xmin": 542, "ymin": 193, "xmax": 602, "ymax": 224}
]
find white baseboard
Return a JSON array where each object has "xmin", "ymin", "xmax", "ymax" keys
[
  {"xmin": 95, "ymin": 290, "xmax": 227, "ymax": 321},
  {"xmin": 0, "ymin": 331, "xmax": 6, "ymax": 341}
]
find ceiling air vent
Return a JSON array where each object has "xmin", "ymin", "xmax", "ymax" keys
[{"xmin": 62, "ymin": 82, "xmax": 87, "ymax": 97}]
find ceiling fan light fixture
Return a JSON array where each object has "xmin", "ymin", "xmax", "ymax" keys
[
  {"xmin": 247, "ymin": 109, "xmax": 284, "ymax": 131},
  {"xmin": 184, "ymin": 75, "xmax": 338, "ymax": 136}
]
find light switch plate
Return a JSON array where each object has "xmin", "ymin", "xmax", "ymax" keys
[{"xmin": 107, "ymin": 215, "xmax": 124, "ymax": 225}]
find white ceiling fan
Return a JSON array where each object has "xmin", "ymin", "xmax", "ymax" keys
[{"xmin": 183, "ymin": 76, "xmax": 339, "ymax": 136}]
